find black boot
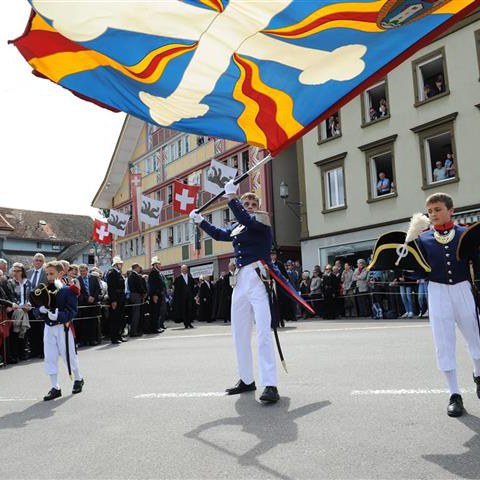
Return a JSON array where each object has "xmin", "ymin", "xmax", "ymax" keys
[
  {"xmin": 260, "ymin": 386, "xmax": 280, "ymax": 403},
  {"xmin": 72, "ymin": 379, "xmax": 85, "ymax": 394},
  {"xmin": 225, "ymin": 380, "xmax": 256, "ymax": 395},
  {"xmin": 43, "ymin": 387, "xmax": 62, "ymax": 401},
  {"xmin": 447, "ymin": 393, "xmax": 464, "ymax": 417},
  {"xmin": 473, "ymin": 373, "xmax": 480, "ymax": 399}
]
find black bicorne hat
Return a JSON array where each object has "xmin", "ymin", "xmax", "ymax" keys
[
  {"xmin": 457, "ymin": 221, "xmax": 480, "ymax": 260},
  {"xmin": 368, "ymin": 231, "xmax": 431, "ymax": 273}
]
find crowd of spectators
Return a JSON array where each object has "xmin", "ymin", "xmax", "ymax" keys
[{"xmin": 0, "ymin": 251, "xmax": 429, "ymax": 368}]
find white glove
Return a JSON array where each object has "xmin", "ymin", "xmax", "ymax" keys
[
  {"xmin": 189, "ymin": 210, "xmax": 204, "ymax": 224},
  {"xmin": 47, "ymin": 308, "xmax": 59, "ymax": 321},
  {"xmin": 39, "ymin": 305, "xmax": 48, "ymax": 314},
  {"xmin": 224, "ymin": 179, "xmax": 238, "ymax": 195}
]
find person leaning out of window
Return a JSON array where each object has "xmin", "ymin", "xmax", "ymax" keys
[{"xmin": 376, "ymin": 172, "xmax": 391, "ymax": 196}]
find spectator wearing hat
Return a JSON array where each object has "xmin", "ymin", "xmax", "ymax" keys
[
  {"xmin": 106, "ymin": 256, "xmax": 126, "ymax": 344},
  {"xmin": 148, "ymin": 257, "xmax": 167, "ymax": 333},
  {"xmin": 127, "ymin": 263, "xmax": 148, "ymax": 337}
]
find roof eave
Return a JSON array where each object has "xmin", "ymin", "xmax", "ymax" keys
[{"xmin": 91, "ymin": 115, "xmax": 144, "ymax": 209}]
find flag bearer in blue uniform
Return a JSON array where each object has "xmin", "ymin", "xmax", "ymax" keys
[
  {"xmin": 190, "ymin": 180, "xmax": 279, "ymax": 403},
  {"xmin": 416, "ymin": 193, "xmax": 480, "ymax": 417}
]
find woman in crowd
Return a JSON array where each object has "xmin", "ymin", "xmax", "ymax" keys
[
  {"xmin": 353, "ymin": 259, "xmax": 370, "ymax": 317},
  {"xmin": 341, "ymin": 262, "xmax": 357, "ymax": 317},
  {"xmin": 7, "ymin": 263, "xmax": 32, "ymax": 363},
  {"xmin": 309, "ymin": 268, "xmax": 323, "ymax": 318}
]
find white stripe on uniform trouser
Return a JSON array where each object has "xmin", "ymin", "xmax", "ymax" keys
[
  {"xmin": 428, "ymin": 280, "xmax": 480, "ymax": 371},
  {"xmin": 43, "ymin": 323, "xmax": 80, "ymax": 376},
  {"xmin": 231, "ymin": 263, "xmax": 277, "ymax": 387}
]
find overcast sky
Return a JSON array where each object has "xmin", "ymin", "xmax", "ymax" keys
[{"xmin": 1, "ymin": 1, "xmax": 125, "ymax": 219}]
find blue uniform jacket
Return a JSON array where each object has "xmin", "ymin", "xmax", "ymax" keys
[
  {"xmin": 34, "ymin": 285, "xmax": 78, "ymax": 326},
  {"xmin": 417, "ymin": 225, "xmax": 470, "ymax": 285},
  {"xmin": 199, "ymin": 198, "xmax": 272, "ymax": 268}
]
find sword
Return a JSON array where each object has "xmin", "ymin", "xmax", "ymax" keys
[
  {"xmin": 64, "ymin": 323, "xmax": 73, "ymax": 380},
  {"xmin": 196, "ymin": 153, "xmax": 273, "ymax": 213}
]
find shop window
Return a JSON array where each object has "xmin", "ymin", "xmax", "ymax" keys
[
  {"xmin": 318, "ymin": 111, "xmax": 341, "ymax": 143},
  {"xmin": 316, "ymin": 153, "xmax": 347, "ymax": 213},
  {"xmin": 412, "ymin": 48, "xmax": 449, "ymax": 104},
  {"xmin": 411, "ymin": 113, "xmax": 458, "ymax": 189},
  {"xmin": 361, "ymin": 80, "xmax": 389, "ymax": 125}
]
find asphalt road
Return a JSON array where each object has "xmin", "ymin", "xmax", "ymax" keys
[{"xmin": 1, "ymin": 318, "xmax": 480, "ymax": 480}]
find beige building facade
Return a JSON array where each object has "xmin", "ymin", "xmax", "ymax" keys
[{"xmin": 298, "ymin": 14, "xmax": 480, "ymax": 270}]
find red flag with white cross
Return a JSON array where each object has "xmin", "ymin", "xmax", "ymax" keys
[
  {"xmin": 92, "ymin": 219, "xmax": 112, "ymax": 244},
  {"xmin": 173, "ymin": 180, "xmax": 200, "ymax": 215}
]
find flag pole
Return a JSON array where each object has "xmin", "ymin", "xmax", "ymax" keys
[{"xmin": 196, "ymin": 153, "xmax": 274, "ymax": 214}]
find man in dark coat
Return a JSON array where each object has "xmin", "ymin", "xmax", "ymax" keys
[
  {"xmin": 78, "ymin": 264, "xmax": 101, "ymax": 345},
  {"xmin": 106, "ymin": 256, "xmax": 126, "ymax": 344},
  {"xmin": 148, "ymin": 257, "xmax": 167, "ymax": 333},
  {"xmin": 322, "ymin": 264, "xmax": 340, "ymax": 319},
  {"xmin": 215, "ymin": 263, "xmax": 235, "ymax": 323},
  {"xmin": 172, "ymin": 264, "xmax": 195, "ymax": 329},
  {"xmin": 197, "ymin": 275, "xmax": 213, "ymax": 322},
  {"xmin": 270, "ymin": 249, "xmax": 296, "ymax": 326},
  {"xmin": 127, "ymin": 263, "xmax": 148, "ymax": 336},
  {"xmin": 27, "ymin": 253, "xmax": 48, "ymax": 358}
]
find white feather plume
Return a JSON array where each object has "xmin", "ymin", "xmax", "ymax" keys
[{"xmin": 405, "ymin": 212, "xmax": 430, "ymax": 243}]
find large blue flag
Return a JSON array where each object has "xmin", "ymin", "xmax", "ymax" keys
[{"xmin": 12, "ymin": 0, "xmax": 477, "ymax": 155}]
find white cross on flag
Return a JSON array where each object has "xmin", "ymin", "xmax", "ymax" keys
[
  {"xmin": 204, "ymin": 159, "xmax": 237, "ymax": 196},
  {"xmin": 139, "ymin": 194, "xmax": 163, "ymax": 226},
  {"xmin": 107, "ymin": 209, "xmax": 130, "ymax": 237},
  {"xmin": 92, "ymin": 219, "xmax": 111, "ymax": 244},
  {"xmin": 173, "ymin": 180, "xmax": 200, "ymax": 215}
]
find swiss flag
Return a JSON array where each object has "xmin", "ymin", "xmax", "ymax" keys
[
  {"xmin": 92, "ymin": 219, "xmax": 112, "ymax": 244},
  {"xmin": 173, "ymin": 180, "xmax": 200, "ymax": 215}
]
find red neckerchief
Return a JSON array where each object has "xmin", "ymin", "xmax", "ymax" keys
[{"xmin": 433, "ymin": 222, "xmax": 454, "ymax": 231}]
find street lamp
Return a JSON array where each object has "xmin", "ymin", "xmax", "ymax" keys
[{"xmin": 279, "ymin": 181, "xmax": 303, "ymax": 220}]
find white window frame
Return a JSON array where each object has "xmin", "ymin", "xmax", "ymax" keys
[{"xmin": 324, "ymin": 167, "xmax": 345, "ymax": 210}]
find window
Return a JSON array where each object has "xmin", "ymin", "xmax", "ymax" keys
[
  {"xmin": 197, "ymin": 136, "xmax": 205, "ymax": 146},
  {"xmin": 182, "ymin": 245, "xmax": 189, "ymax": 261},
  {"xmin": 52, "ymin": 244, "xmax": 61, "ymax": 251},
  {"xmin": 361, "ymin": 80, "xmax": 389, "ymax": 125},
  {"xmin": 175, "ymin": 224, "xmax": 183, "ymax": 245},
  {"xmin": 241, "ymin": 150, "xmax": 249, "ymax": 173},
  {"xmin": 36, "ymin": 242, "xmax": 42, "ymax": 248},
  {"xmin": 204, "ymin": 238, "xmax": 213, "ymax": 256},
  {"xmin": 316, "ymin": 153, "xmax": 347, "ymax": 212},
  {"xmin": 412, "ymin": 48, "xmax": 448, "ymax": 105},
  {"xmin": 184, "ymin": 223, "xmax": 191, "ymax": 242},
  {"xmin": 318, "ymin": 111, "xmax": 341, "ymax": 143},
  {"xmin": 167, "ymin": 185, "xmax": 173, "ymax": 204},
  {"xmin": 223, "ymin": 208, "xmax": 231, "ymax": 225},
  {"xmin": 167, "ymin": 226, "xmax": 174, "ymax": 247},
  {"xmin": 184, "ymin": 135, "xmax": 190, "ymax": 154},
  {"xmin": 155, "ymin": 231, "xmax": 162, "ymax": 249},
  {"xmin": 411, "ymin": 113, "xmax": 458, "ymax": 189},
  {"xmin": 140, "ymin": 236, "xmax": 145, "ymax": 255},
  {"xmin": 359, "ymin": 135, "xmax": 397, "ymax": 202},
  {"xmin": 144, "ymin": 155, "xmax": 154, "ymax": 175},
  {"xmin": 228, "ymin": 155, "xmax": 238, "ymax": 169}
]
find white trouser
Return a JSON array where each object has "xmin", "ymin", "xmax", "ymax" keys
[
  {"xmin": 428, "ymin": 280, "xmax": 480, "ymax": 371},
  {"xmin": 231, "ymin": 263, "xmax": 277, "ymax": 387},
  {"xmin": 44, "ymin": 323, "xmax": 80, "ymax": 376}
]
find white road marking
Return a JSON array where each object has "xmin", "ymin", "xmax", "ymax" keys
[
  {"xmin": 0, "ymin": 398, "xmax": 38, "ymax": 402},
  {"xmin": 143, "ymin": 323, "xmax": 429, "ymax": 340},
  {"xmin": 351, "ymin": 388, "xmax": 475, "ymax": 395},
  {"xmin": 134, "ymin": 392, "xmax": 226, "ymax": 399}
]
